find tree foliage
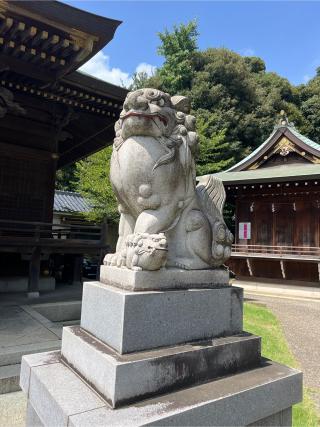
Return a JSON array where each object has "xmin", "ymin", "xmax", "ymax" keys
[
  {"xmin": 57, "ymin": 21, "xmax": 320, "ymax": 222},
  {"xmin": 140, "ymin": 21, "xmax": 318, "ymax": 162},
  {"xmin": 74, "ymin": 147, "xmax": 118, "ymax": 223},
  {"xmin": 55, "ymin": 165, "xmax": 78, "ymax": 191}
]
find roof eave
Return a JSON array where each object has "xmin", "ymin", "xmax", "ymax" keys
[
  {"xmin": 227, "ymin": 126, "xmax": 320, "ymax": 173},
  {"xmin": 213, "ymin": 171, "xmax": 320, "ymax": 186}
]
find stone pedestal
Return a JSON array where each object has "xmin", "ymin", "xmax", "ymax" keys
[
  {"xmin": 20, "ymin": 270, "xmax": 302, "ymax": 426},
  {"xmin": 100, "ymin": 265, "xmax": 230, "ymax": 291},
  {"xmin": 80, "ymin": 280, "xmax": 243, "ymax": 353}
]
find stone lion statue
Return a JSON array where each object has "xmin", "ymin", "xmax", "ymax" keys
[{"xmin": 104, "ymin": 88, "xmax": 233, "ymax": 271}]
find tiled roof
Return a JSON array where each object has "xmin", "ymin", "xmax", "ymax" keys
[
  {"xmin": 289, "ymin": 126, "xmax": 320, "ymax": 152},
  {"xmin": 227, "ymin": 125, "xmax": 320, "ymax": 172},
  {"xmin": 210, "ymin": 164, "xmax": 320, "ymax": 185},
  {"xmin": 54, "ymin": 190, "xmax": 91, "ymax": 213}
]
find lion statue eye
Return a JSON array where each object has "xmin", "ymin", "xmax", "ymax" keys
[
  {"xmin": 158, "ymin": 98, "xmax": 165, "ymax": 107},
  {"xmin": 145, "ymin": 89, "xmax": 161, "ymax": 101}
]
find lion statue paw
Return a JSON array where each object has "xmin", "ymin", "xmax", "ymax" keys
[{"xmin": 125, "ymin": 233, "xmax": 168, "ymax": 271}]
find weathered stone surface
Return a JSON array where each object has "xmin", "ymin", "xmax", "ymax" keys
[
  {"xmin": 248, "ymin": 407, "xmax": 292, "ymax": 426},
  {"xmin": 100, "ymin": 265, "xmax": 229, "ymax": 291},
  {"xmin": 20, "ymin": 350, "xmax": 60, "ymax": 396},
  {"xmin": 81, "ymin": 281, "xmax": 243, "ymax": 353},
  {"xmin": 61, "ymin": 325, "xmax": 261, "ymax": 407},
  {"xmin": 23, "ymin": 351, "xmax": 302, "ymax": 426},
  {"xmin": 28, "ymin": 361, "xmax": 105, "ymax": 426},
  {"xmin": 0, "ymin": 340, "xmax": 61, "ymax": 368},
  {"xmin": 104, "ymin": 89, "xmax": 233, "ymax": 273},
  {"xmin": 26, "ymin": 401, "xmax": 44, "ymax": 427}
]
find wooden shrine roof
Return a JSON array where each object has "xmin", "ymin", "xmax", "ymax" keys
[
  {"xmin": 227, "ymin": 123, "xmax": 320, "ymax": 173},
  {"xmin": 209, "ymin": 164, "xmax": 320, "ymax": 185},
  {"xmin": 0, "ymin": 0, "xmax": 121, "ymax": 81},
  {"xmin": 208, "ymin": 114, "xmax": 320, "ymax": 186},
  {"xmin": 0, "ymin": 0, "xmax": 128, "ymax": 167}
]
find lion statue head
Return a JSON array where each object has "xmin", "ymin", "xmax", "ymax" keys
[{"xmin": 114, "ymin": 88, "xmax": 199, "ymax": 162}]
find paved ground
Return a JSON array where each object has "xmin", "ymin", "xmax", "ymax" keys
[
  {"xmin": 0, "ymin": 305, "xmax": 59, "ymax": 349},
  {"xmin": 0, "ymin": 391, "xmax": 26, "ymax": 427},
  {"xmin": 0, "ymin": 282, "xmax": 83, "ymax": 308},
  {"xmin": 0, "ymin": 284, "xmax": 83, "ymax": 426},
  {"xmin": 244, "ymin": 291, "xmax": 320, "ymax": 413},
  {"xmin": 0, "ymin": 283, "xmax": 82, "ymax": 366}
]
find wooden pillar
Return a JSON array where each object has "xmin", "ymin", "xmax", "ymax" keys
[
  {"xmin": 72, "ymin": 255, "xmax": 83, "ymax": 285},
  {"xmin": 100, "ymin": 219, "xmax": 108, "ymax": 247},
  {"xmin": 246, "ymin": 258, "xmax": 253, "ymax": 276},
  {"xmin": 234, "ymin": 201, "xmax": 239, "ymax": 245},
  {"xmin": 28, "ymin": 246, "xmax": 41, "ymax": 298}
]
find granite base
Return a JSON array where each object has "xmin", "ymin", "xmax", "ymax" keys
[
  {"xmin": 20, "ymin": 351, "xmax": 302, "ymax": 427},
  {"xmin": 61, "ymin": 326, "xmax": 261, "ymax": 407},
  {"xmin": 81, "ymin": 281, "xmax": 243, "ymax": 353},
  {"xmin": 100, "ymin": 265, "xmax": 230, "ymax": 291}
]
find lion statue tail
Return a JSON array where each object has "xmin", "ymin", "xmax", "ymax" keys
[{"xmin": 196, "ymin": 175, "xmax": 233, "ymax": 267}]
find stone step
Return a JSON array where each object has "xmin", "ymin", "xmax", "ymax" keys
[
  {"xmin": 21, "ymin": 350, "xmax": 302, "ymax": 427},
  {"xmin": 61, "ymin": 326, "xmax": 261, "ymax": 408},
  {"xmin": 0, "ymin": 340, "xmax": 61, "ymax": 367},
  {"xmin": 0, "ymin": 364, "xmax": 21, "ymax": 394}
]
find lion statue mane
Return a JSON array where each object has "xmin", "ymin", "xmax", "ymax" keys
[{"xmin": 104, "ymin": 88, "xmax": 233, "ymax": 271}]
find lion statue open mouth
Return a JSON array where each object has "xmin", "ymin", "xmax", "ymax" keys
[{"xmin": 104, "ymin": 88, "xmax": 233, "ymax": 271}]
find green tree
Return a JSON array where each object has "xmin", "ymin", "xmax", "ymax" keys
[
  {"xmin": 55, "ymin": 164, "xmax": 78, "ymax": 191},
  {"xmin": 298, "ymin": 75, "xmax": 320, "ymax": 143},
  {"xmin": 195, "ymin": 113, "xmax": 239, "ymax": 175},
  {"xmin": 155, "ymin": 20, "xmax": 198, "ymax": 94},
  {"xmin": 141, "ymin": 21, "xmax": 310, "ymax": 166},
  {"xmin": 74, "ymin": 147, "xmax": 118, "ymax": 223},
  {"xmin": 55, "ymin": 20, "xmax": 320, "ymax": 224},
  {"xmin": 129, "ymin": 70, "xmax": 152, "ymax": 91}
]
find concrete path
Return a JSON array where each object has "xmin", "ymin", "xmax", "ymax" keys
[
  {"xmin": 0, "ymin": 284, "xmax": 82, "ymax": 396},
  {"xmin": 0, "ymin": 284, "xmax": 84, "ymax": 426},
  {"xmin": 234, "ymin": 278, "xmax": 320, "ymax": 300},
  {"xmin": 244, "ymin": 291, "xmax": 320, "ymax": 413}
]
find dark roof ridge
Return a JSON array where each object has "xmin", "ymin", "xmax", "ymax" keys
[{"xmin": 55, "ymin": 190, "xmax": 82, "ymax": 196}]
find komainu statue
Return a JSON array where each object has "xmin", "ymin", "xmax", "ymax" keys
[{"xmin": 104, "ymin": 88, "xmax": 233, "ymax": 271}]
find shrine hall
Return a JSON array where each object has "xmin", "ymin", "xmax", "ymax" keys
[
  {"xmin": 0, "ymin": 0, "xmax": 127, "ymax": 295},
  {"xmin": 211, "ymin": 113, "xmax": 320, "ymax": 285}
]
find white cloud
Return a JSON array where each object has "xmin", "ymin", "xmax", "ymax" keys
[
  {"xmin": 79, "ymin": 51, "xmax": 156, "ymax": 88},
  {"xmin": 135, "ymin": 62, "xmax": 156, "ymax": 77},
  {"xmin": 240, "ymin": 48, "xmax": 255, "ymax": 57},
  {"xmin": 79, "ymin": 51, "xmax": 131, "ymax": 87}
]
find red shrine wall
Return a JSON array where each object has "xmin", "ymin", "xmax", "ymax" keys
[
  {"xmin": 228, "ymin": 190, "xmax": 320, "ymax": 284},
  {"xmin": 235, "ymin": 196, "xmax": 320, "ymax": 248}
]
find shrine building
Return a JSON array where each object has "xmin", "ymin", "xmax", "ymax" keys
[
  {"xmin": 0, "ymin": 1, "xmax": 127, "ymax": 295},
  {"xmin": 212, "ymin": 113, "xmax": 320, "ymax": 285}
]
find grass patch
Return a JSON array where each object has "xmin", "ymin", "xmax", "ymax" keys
[{"xmin": 244, "ymin": 302, "xmax": 319, "ymax": 427}]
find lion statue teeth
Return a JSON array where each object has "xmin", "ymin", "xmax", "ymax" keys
[{"xmin": 103, "ymin": 88, "xmax": 233, "ymax": 271}]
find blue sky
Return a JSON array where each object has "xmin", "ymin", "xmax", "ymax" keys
[{"xmin": 66, "ymin": 1, "xmax": 320, "ymax": 87}]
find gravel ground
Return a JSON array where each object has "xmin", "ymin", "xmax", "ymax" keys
[
  {"xmin": 246, "ymin": 292, "xmax": 320, "ymax": 413},
  {"xmin": 0, "ymin": 391, "xmax": 26, "ymax": 427}
]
